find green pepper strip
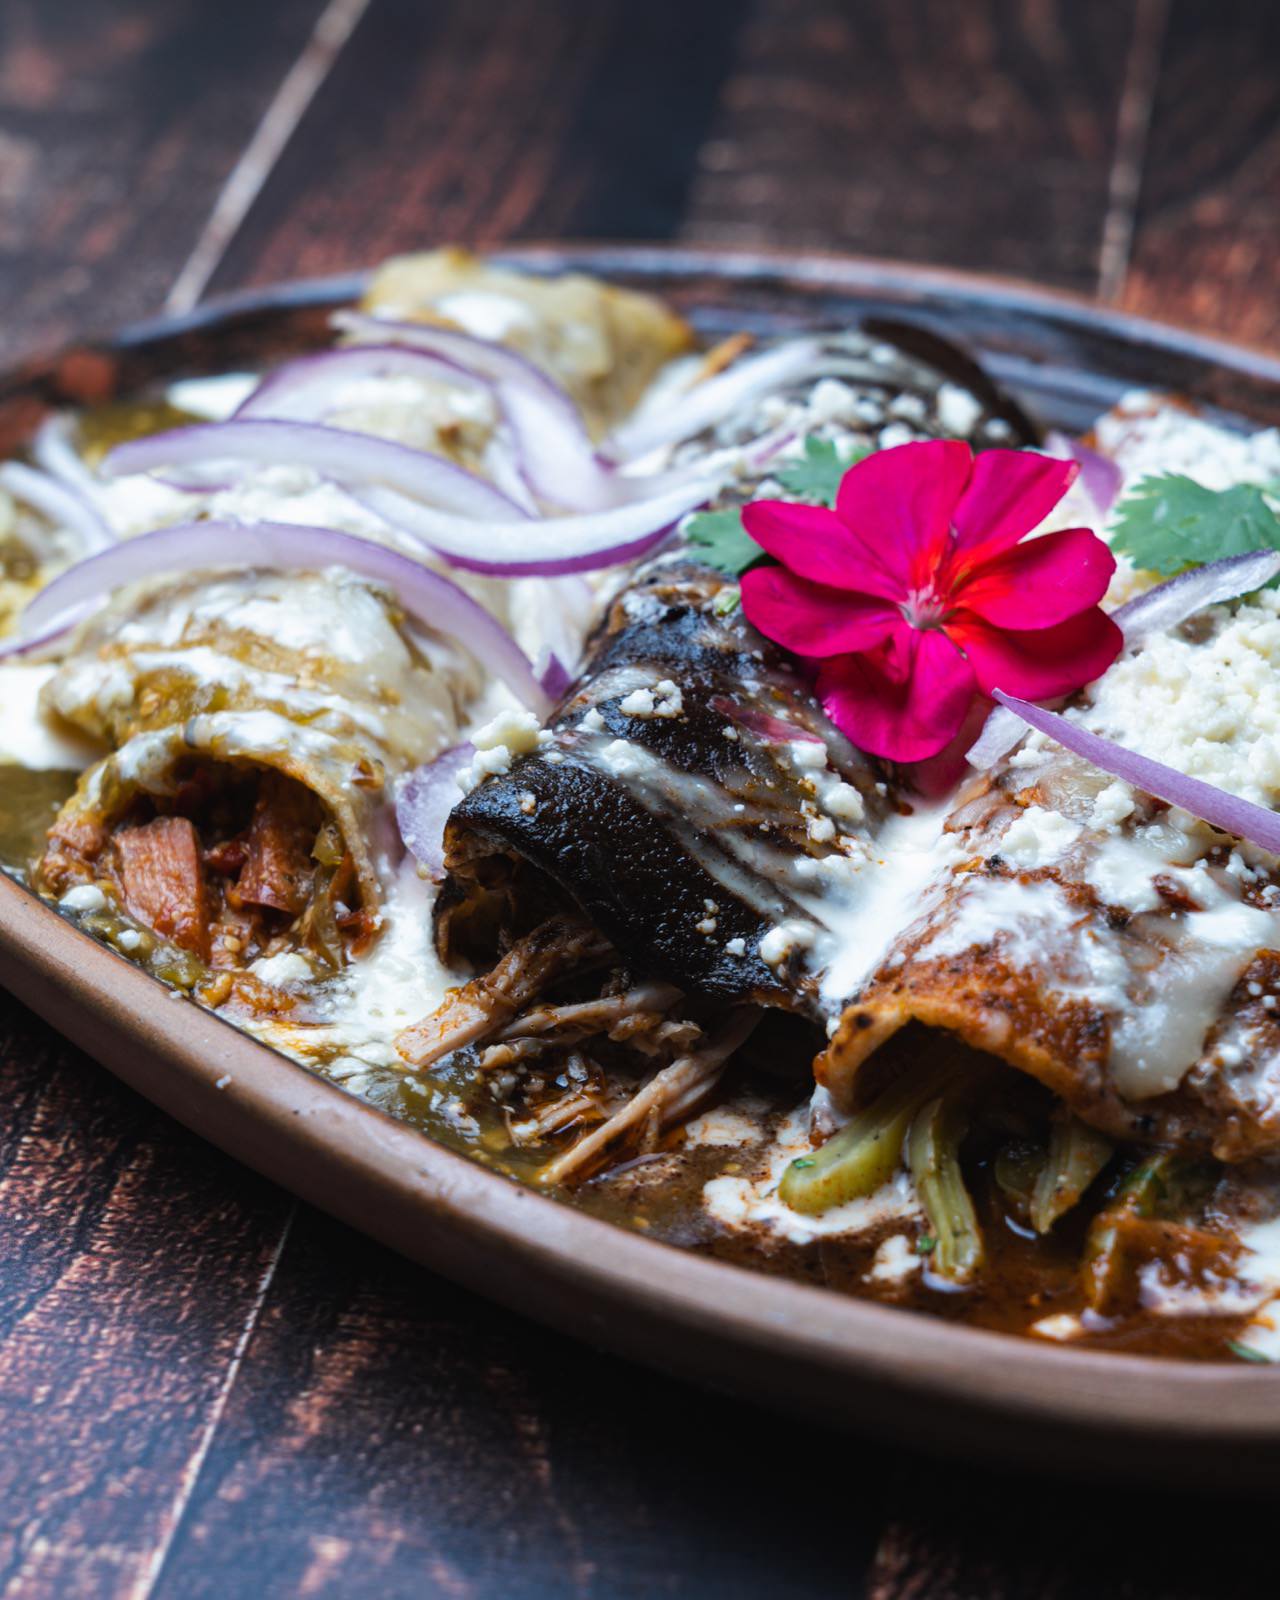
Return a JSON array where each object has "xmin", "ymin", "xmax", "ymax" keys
[
  {"xmin": 778, "ymin": 1064, "xmax": 952, "ymax": 1216},
  {"xmin": 1029, "ymin": 1114, "xmax": 1113, "ymax": 1235},
  {"xmin": 907, "ymin": 1094, "xmax": 984, "ymax": 1284}
]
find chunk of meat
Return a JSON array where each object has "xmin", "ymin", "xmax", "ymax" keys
[
  {"xmin": 395, "ymin": 914, "xmax": 612, "ymax": 1068},
  {"xmin": 232, "ymin": 774, "xmax": 319, "ymax": 916},
  {"xmin": 113, "ymin": 816, "xmax": 210, "ymax": 960}
]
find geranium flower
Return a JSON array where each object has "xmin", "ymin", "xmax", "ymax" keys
[{"xmin": 739, "ymin": 440, "xmax": 1122, "ymax": 762}]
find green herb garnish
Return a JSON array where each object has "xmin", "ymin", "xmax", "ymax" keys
[
  {"xmin": 915, "ymin": 1234, "xmax": 937, "ymax": 1255},
  {"xmin": 684, "ymin": 508, "xmax": 761, "ymax": 577},
  {"xmin": 1226, "ymin": 1338, "xmax": 1273, "ymax": 1364},
  {"xmin": 711, "ymin": 584, "xmax": 741, "ymax": 616},
  {"xmin": 1110, "ymin": 474, "xmax": 1280, "ymax": 576},
  {"xmin": 790, "ymin": 1156, "xmax": 816, "ymax": 1170},
  {"xmin": 775, "ymin": 434, "xmax": 871, "ymax": 507}
]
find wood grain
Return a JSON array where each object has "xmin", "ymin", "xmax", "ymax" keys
[
  {"xmin": 1120, "ymin": 0, "xmax": 1280, "ymax": 350},
  {"xmin": 0, "ymin": 0, "xmax": 324, "ymax": 363},
  {"xmin": 0, "ymin": 996, "xmax": 293, "ymax": 1597},
  {"xmin": 679, "ymin": 0, "xmax": 1136, "ymax": 291},
  {"xmin": 149, "ymin": 1208, "xmax": 883, "ymax": 1600},
  {"xmin": 205, "ymin": 0, "xmax": 744, "ymax": 295}
]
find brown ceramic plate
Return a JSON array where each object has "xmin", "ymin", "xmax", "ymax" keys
[{"xmin": 5, "ymin": 247, "xmax": 1280, "ymax": 1488}]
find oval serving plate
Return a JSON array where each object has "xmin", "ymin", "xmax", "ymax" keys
[{"xmin": 4, "ymin": 246, "xmax": 1280, "ymax": 1488}]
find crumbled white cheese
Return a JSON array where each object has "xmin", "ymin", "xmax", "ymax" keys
[
  {"xmin": 250, "ymin": 951, "xmax": 314, "ymax": 986},
  {"xmin": 618, "ymin": 687, "xmax": 656, "ymax": 716},
  {"xmin": 788, "ymin": 740, "xmax": 827, "ymax": 770},
  {"xmin": 1071, "ymin": 588, "xmax": 1280, "ymax": 815},
  {"xmin": 1091, "ymin": 780, "xmax": 1136, "ymax": 830},
  {"xmin": 936, "ymin": 383, "xmax": 984, "ymax": 437},
  {"xmin": 998, "ymin": 805, "xmax": 1083, "ymax": 869},
  {"xmin": 759, "ymin": 920, "xmax": 815, "ymax": 967},
  {"xmin": 60, "ymin": 885, "xmax": 107, "ymax": 913},
  {"xmin": 724, "ymin": 937, "xmax": 747, "ymax": 957},
  {"xmin": 580, "ymin": 706, "xmax": 606, "ymax": 733},
  {"xmin": 822, "ymin": 780, "xmax": 865, "ymax": 823},
  {"xmin": 600, "ymin": 737, "xmax": 645, "ymax": 779},
  {"xmin": 695, "ymin": 917, "xmax": 718, "ymax": 935},
  {"xmin": 472, "ymin": 708, "xmax": 543, "ymax": 755}
]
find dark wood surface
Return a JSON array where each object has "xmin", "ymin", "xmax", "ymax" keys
[{"xmin": 2, "ymin": 2, "xmax": 1278, "ymax": 1594}]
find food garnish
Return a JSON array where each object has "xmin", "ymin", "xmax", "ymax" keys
[{"xmin": 1111, "ymin": 472, "xmax": 1280, "ymax": 575}]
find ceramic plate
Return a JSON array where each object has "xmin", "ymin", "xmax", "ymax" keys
[{"xmin": 5, "ymin": 247, "xmax": 1280, "ymax": 1487}]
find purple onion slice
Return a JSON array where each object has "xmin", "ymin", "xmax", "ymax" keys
[
  {"xmin": 993, "ymin": 691, "xmax": 1280, "ymax": 856},
  {"xmin": 102, "ymin": 419, "xmax": 526, "ymax": 521},
  {"xmin": 0, "ymin": 461, "xmax": 113, "ymax": 556},
  {"xmin": 16, "ymin": 520, "xmax": 551, "ymax": 715},
  {"xmin": 602, "ymin": 338, "xmax": 826, "ymax": 463},
  {"xmin": 355, "ymin": 477, "xmax": 717, "ymax": 576},
  {"xmin": 396, "ymin": 743, "xmax": 475, "ymax": 877},
  {"xmin": 1111, "ymin": 548, "xmax": 1280, "ymax": 645},
  {"xmin": 1044, "ymin": 430, "xmax": 1124, "ymax": 518},
  {"xmin": 235, "ymin": 345, "xmax": 490, "ymax": 423}
]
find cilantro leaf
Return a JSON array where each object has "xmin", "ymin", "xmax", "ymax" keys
[
  {"xmin": 775, "ymin": 435, "xmax": 871, "ymax": 506},
  {"xmin": 1110, "ymin": 474, "xmax": 1280, "ymax": 576},
  {"xmin": 683, "ymin": 508, "xmax": 762, "ymax": 577}
]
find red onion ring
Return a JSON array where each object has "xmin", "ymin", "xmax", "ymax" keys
[
  {"xmin": 101, "ymin": 419, "xmax": 526, "ymax": 521},
  {"xmin": 235, "ymin": 344, "xmax": 491, "ymax": 423},
  {"xmin": 602, "ymin": 338, "xmax": 826, "ymax": 462},
  {"xmin": 0, "ymin": 461, "xmax": 113, "ymax": 556},
  {"xmin": 0, "ymin": 604, "xmax": 95, "ymax": 662},
  {"xmin": 15, "ymin": 520, "xmax": 551, "ymax": 716},
  {"xmin": 396, "ymin": 742, "xmax": 475, "ymax": 878},
  {"xmin": 334, "ymin": 310, "xmax": 609, "ymax": 510},
  {"xmin": 354, "ymin": 477, "xmax": 717, "ymax": 576},
  {"xmin": 1044, "ymin": 430, "xmax": 1124, "ymax": 518},
  {"xmin": 993, "ymin": 690, "xmax": 1280, "ymax": 856}
]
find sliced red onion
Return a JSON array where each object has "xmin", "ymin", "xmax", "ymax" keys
[
  {"xmin": 0, "ymin": 461, "xmax": 113, "ymax": 555},
  {"xmin": 0, "ymin": 603, "xmax": 94, "ymax": 661},
  {"xmin": 396, "ymin": 743, "xmax": 475, "ymax": 878},
  {"xmin": 537, "ymin": 650, "xmax": 575, "ymax": 700},
  {"xmin": 33, "ymin": 414, "xmax": 99, "ymax": 495},
  {"xmin": 1044, "ymin": 430, "xmax": 1123, "ymax": 518},
  {"xmin": 16, "ymin": 521, "xmax": 551, "ymax": 715},
  {"xmin": 354, "ymin": 477, "xmax": 716, "ymax": 576},
  {"xmin": 235, "ymin": 344, "xmax": 491, "ymax": 423},
  {"xmin": 602, "ymin": 339, "xmax": 826, "ymax": 463},
  {"xmin": 965, "ymin": 704, "xmax": 1027, "ymax": 771},
  {"xmin": 1112, "ymin": 549, "xmax": 1280, "ymax": 645},
  {"xmin": 101, "ymin": 419, "xmax": 526, "ymax": 522},
  {"xmin": 334, "ymin": 310, "xmax": 607, "ymax": 510},
  {"xmin": 710, "ymin": 695, "xmax": 823, "ymax": 744},
  {"xmin": 993, "ymin": 691, "xmax": 1280, "ymax": 856}
]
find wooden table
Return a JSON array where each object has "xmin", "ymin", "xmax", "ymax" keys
[{"xmin": 2, "ymin": 2, "xmax": 1278, "ymax": 1593}]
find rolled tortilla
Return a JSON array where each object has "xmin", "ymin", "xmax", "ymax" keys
[
  {"xmin": 35, "ymin": 567, "xmax": 466, "ymax": 972},
  {"xmin": 820, "ymin": 728, "xmax": 1280, "ymax": 1163}
]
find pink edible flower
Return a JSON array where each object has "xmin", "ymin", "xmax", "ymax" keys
[{"xmin": 740, "ymin": 440, "xmax": 1122, "ymax": 762}]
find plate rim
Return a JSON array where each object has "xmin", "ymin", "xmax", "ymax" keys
[{"xmin": 5, "ymin": 245, "xmax": 1280, "ymax": 1481}]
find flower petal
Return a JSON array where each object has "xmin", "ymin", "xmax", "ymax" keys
[
  {"xmin": 741, "ymin": 500, "xmax": 903, "ymax": 601},
  {"xmin": 948, "ymin": 608, "xmax": 1123, "ymax": 701},
  {"xmin": 953, "ymin": 526, "xmax": 1116, "ymax": 630},
  {"xmin": 741, "ymin": 566, "xmax": 899, "ymax": 657},
  {"xmin": 950, "ymin": 449, "xmax": 1078, "ymax": 561},
  {"xmin": 834, "ymin": 439, "xmax": 972, "ymax": 590},
  {"xmin": 817, "ymin": 627, "xmax": 976, "ymax": 762}
]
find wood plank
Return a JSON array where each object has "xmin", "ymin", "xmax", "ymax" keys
[
  {"xmin": 0, "ymin": 995, "xmax": 294, "ymax": 1597},
  {"xmin": 1119, "ymin": 0, "xmax": 1280, "ymax": 351},
  {"xmin": 149, "ymin": 1207, "xmax": 884, "ymax": 1599},
  {"xmin": 868, "ymin": 1456, "xmax": 1274, "ymax": 1600},
  {"xmin": 678, "ymin": 0, "xmax": 1137, "ymax": 292},
  {"xmin": 203, "ymin": 0, "xmax": 745, "ymax": 293},
  {"xmin": 0, "ymin": 0, "xmax": 324, "ymax": 363}
]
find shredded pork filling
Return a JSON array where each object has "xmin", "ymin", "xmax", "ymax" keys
[{"xmin": 38, "ymin": 762, "xmax": 371, "ymax": 973}]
